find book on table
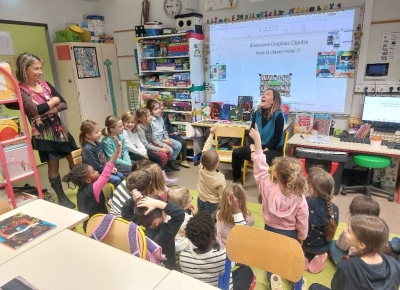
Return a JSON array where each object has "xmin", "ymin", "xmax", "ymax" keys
[{"xmin": 0, "ymin": 213, "xmax": 56, "ymax": 250}]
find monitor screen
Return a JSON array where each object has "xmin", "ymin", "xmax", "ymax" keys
[
  {"xmin": 362, "ymin": 96, "xmax": 400, "ymax": 124},
  {"xmin": 366, "ymin": 63, "xmax": 388, "ymax": 76}
]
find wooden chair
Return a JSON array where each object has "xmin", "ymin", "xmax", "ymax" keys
[
  {"xmin": 214, "ymin": 125, "xmax": 246, "ymax": 163},
  {"xmin": 0, "ymin": 199, "xmax": 12, "ymax": 215},
  {"xmin": 218, "ymin": 226, "xmax": 304, "ymax": 290},
  {"xmin": 243, "ymin": 131, "xmax": 289, "ymax": 187},
  {"xmin": 71, "ymin": 149, "xmax": 115, "ymax": 193},
  {"xmin": 86, "ymin": 214, "xmax": 143, "ymax": 254}
]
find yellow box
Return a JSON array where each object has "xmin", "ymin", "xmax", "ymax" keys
[{"xmin": 0, "ymin": 63, "xmax": 17, "ymax": 101}]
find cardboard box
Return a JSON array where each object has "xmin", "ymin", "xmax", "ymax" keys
[{"xmin": 373, "ymin": 157, "xmax": 400, "ymax": 188}]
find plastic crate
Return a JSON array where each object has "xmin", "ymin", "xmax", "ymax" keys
[{"xmin": 55, "ymin": 30, "xmax": 83, "ymax": 42}]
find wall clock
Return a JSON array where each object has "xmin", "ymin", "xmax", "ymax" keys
[{"xmin": 164, "ymin": 0, "xmax": 182, "ymax": 18}]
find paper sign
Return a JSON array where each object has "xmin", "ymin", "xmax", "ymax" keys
[{"xmin": 0, "ymin": 31, "xmax": 15, "ymax": 55}]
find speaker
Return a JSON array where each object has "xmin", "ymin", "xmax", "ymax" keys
[{"xmin": 175, "ymin": 13, "xmax": 203, "ymax": 33}]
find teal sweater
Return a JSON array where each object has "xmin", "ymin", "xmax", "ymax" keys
[
  {"xmin": 254, "ymin": 110, "xmax": 284, "ymax": 149},
  {"xmin": 101, "ymin": 134, "xmax": 131, "ymax": 166}
]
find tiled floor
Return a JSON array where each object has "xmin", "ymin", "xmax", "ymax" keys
[{"xmin": 24, "ymin": 158, "xmax": 400, "ymax": 235}]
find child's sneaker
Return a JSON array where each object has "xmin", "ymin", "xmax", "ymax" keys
[
  {"xmin": 179, "ymin": 160, "xmax": 190, "ymax": 168},
  {"xmin": 309, "ymin": 253, "xmax": 328, "ymax": 274},
  {"xmin": 249, "ymin": 275, "xmax": 257, "ymax": 290},
  {"xmin": 270, "ymin": 274, "xmax": 283, "ymax": 290}
]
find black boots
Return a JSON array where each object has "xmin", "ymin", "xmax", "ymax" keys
[
  {"xmin": 167, "ymin": 160, "xmax": 180, "ymax": 171},
  {"xmin": 49, "ymin": 175, "xmax": 75, "ymax": 209}
]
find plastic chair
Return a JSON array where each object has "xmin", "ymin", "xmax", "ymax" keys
[
  {"xmin": 218, "ymin": 226, "xmax": 304, "ymax": 290},
  {"xmin": 243, "ymin": 131, "xmax": 289, "ymax": 186},
  {"xmin": 341, "ymin": 154, "xmax": 394, "ymax": 202},
  {"xmin": 0, "ymin": 199, "xmax": 12, "ymax": 215},
  {"xmin": 71, "ymin": 149, "xmax": 115, "ymax": 193},
  {"xmin": 214, "ymin": 125, "xmax": 246, "ymax": 163}
]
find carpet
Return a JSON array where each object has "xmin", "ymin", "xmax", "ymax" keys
[{"xmin": 61, "ymin": 188, "xmax": 400, "ymax": 290}]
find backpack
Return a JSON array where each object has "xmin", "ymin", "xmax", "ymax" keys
[{"xmin": 88, "ymin": 214, "xmax": 166, "ymax": 266}]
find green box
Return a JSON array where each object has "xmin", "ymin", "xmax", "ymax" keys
[{"xmin": 55, "ymin": 30, "xmax": 82, "ymax": 43}]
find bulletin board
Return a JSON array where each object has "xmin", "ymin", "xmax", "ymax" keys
[{"xmin": 0, "ymin": 20, "xmax": 55, "ymax": 165}]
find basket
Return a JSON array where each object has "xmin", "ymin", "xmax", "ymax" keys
[{"xmin": 55, "ymin": 30, "xmax": 83, "ymax": 43}]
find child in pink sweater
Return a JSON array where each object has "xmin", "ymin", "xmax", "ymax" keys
[
  {"xmin": 249, "ymin": 125, "xmax": 309, "ymax": 241},
  {"xmin": 250, "ymin": 124, "xmax": 308, "ymax": 283}
]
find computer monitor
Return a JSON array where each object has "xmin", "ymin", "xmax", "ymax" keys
[{"xmin": 362, "ymin": 96, "xmax": 400, "ymax": 124}]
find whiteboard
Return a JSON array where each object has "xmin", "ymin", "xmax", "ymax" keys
[{"xmin": 206, "ymin": 8, "xmax": 363, "ymax": 115}]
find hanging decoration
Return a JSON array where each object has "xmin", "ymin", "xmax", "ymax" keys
[{"xmin": 205, "ymin": 3, "xmax": 342, "ymax": 24}]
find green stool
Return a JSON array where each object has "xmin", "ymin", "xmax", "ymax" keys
[{"xmin": 341, "ymin": 154, "xmax": 394, "ymax": 201}]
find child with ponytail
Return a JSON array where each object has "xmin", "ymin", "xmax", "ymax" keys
[
  {"xmin": 62, "ymin": 136, "xmax": 121, "ymax": 232},
  {"xmin": 249, "ymin": 124, "xmax": 309, "ymax": 283},
  {"xmin": 101, "ymin": 116, "xmax": 133, "ymax": 176},
  {"xmin": 303, "ymin": 167, "xmax": 339, "ymax": 274}
]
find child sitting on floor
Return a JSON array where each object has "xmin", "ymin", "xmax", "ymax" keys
[
  {"xmin": 135, "ymin": 195, "xmax": 185, "ymax": 270},
  {"xmin": 167, "ymin": 187, "xmax": 197, "ymax": 252},
  {"xmin": 62, "ymin": 136, "xmax": 121, "ymax": 232},
  {"xmin": 331, "ymin": 215, "xmax": 400, "ymax": 290},
  {"xmin": 216, "ymin": 184, "xmax": 254, "ymax": 248},
  {"xmin": 249, "ymin": 124, "xmax": 309, "ymax": 282},
  {"xmin": 197, "ymin": 126, "xmax": 226, "ymax": 213},
  {"xmin": 303, "ymin": 167, "xmax": 339, "ymax": 274},
  {"xmin": 110, "ymin": 159, "xmax": 153, "ymax": 217},
  {"xmin": 180, "ymin": 205, "xmax": 254, "ymax": 289},
  {"xmin": 330, "ymin": 195, "xmax": 380, "ymax": 263}
]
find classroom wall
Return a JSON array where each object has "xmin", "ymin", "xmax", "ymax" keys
[
  {"xmin": 92, "ymin": 0, "xmax": 400, "ymax": 128},
  {"xmin": 0, "ymin": 0, "xmax": 95, "ymax": 42}
]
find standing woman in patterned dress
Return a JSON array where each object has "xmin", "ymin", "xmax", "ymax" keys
[{"xmin": 15, "ymin": 53, "xmax": 77, "ymax": 208}]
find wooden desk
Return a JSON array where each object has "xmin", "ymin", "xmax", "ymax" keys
[
  {"xmin": 287, "ymin": 133, "xmax": 400, "ymax": 203},
  {"xmin": 0, "ymin": 230, "xmax": 170, "ymax": 290},
  {"xmin": 287, "ymin": 134, "xmax": 400, "ymax": 157},
  {"xmin": 154, "ymin": 270, "xmax": 218, "ymax": 290},
  {"xmin": 0, "ymin": 199, "xmax": 88, "ymax": 265}
]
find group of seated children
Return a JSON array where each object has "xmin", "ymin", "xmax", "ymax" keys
[{"xmin": 62, "ymin": 112, "xmax": 400, "ymax": 290}]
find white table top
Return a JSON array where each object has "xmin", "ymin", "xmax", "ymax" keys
[
  {"xmin": 0, "ymin": 230, "xmax": 171, "ymax": 290},
  {"xmin": 287, "ymin": 134, "xmax": 400, "ymax": 157},
  {"xmin": 154, "ymin": 270, "xmax": 218, "ymax": 290},
  {"xmin": 0, "ymin": 199, "xmax": 88, "ymax": 265}
]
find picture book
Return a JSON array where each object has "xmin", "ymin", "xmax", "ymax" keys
[
  {"xmin": 210, "ymin": 102, "xmax": 223, "ymax": 120},
  {"xmin": 294, "ymin": 113, "xmax": 314, "ymax": 134},
  {"xmin": 238, "ymin": 96, "xmax": 253, "ymax": 112},
  {"xmin": 201, "ymin": 102, "xmax": 211, "ymax": 120},
  {"xmin": 229, "ymin": 105, "xmax": 244, "ymax": 121},
  {"xmin": 313, "ymin": 113, "xmax": 333, "ymax": 136},
  {"xmin": 0, "ymin": 213, "xmax": 56, "ymax": 250},
  {"xmin": 220, "ymin": 104, "xmax": 234, "ymax": 120},
  {"xmin": 0, "ymin": 276, "xmax": 39, "ymax": 290}
]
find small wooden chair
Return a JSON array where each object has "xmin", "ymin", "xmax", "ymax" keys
[
  {"xmin": 218, "ymin": 226, "xmax": 304, "ymax": 290},
  {"xmin": 86, "ymin": 214, "xmax": 140, "ymax": 254},
  {"xmin": 243, "ymin": 131, "xmax": 289, "ymax": 187},
  {"xmin": 0, "ymin": 199, "xmax": 12, "ymax": 215},
  {"xmin": 214, "ymin": 125, "xmax": 246, "ymax": 163},
  {"xmin": 71, "ymin": 149, "xmax": 115, "ymax": 193}
]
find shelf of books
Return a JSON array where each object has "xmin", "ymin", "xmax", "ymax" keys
[
  {"xmin": 0, "ymin": 63, "xmax": 43, "ymax": 208},
  {"xmin": 136, "ymin": 33, "xmax": 205, "ymax": 140}
]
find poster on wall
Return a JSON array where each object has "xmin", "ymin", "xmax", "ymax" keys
[
  {"xmin": 334, "ymin": 51, "xmax": 356, "ymax": 78},
  {"xmin": 316, "ymin": 52, "xmax": 336, "ymax": 78},
  {"xmin": 126, "ymin": 81, "xmax": 140, "ymax": 112},
  {"xmin": 259, "ymin": 74, "xmax": 292, "ymax": 98},
  {"xmin": 73, "ymin": 46, "xmax": 100, "ymax": 79},
  {"xmin": 205, "ymin": 0, "xmax": 237, "ymax": 11},
  {"xmin": 209, "ymin": 64, "xmax": 227, "ymax": 80},
  {"xmin": 380, "ymin": 31, "xmax": 400, "ymax": 61}
]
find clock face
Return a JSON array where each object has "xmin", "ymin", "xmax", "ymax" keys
[{"xmin": 164, "ymin": 0, "xmax": 182, "ymax": 18}]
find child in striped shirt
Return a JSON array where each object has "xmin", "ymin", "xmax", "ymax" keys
[{"xmin": 180, "ymin": 195, "xmax": 253, "ymax": 289}]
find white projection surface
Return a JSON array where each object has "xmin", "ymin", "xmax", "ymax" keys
[{"xmin": 209, "ymin": 9, "xmax": 359, "ymax": 114}]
